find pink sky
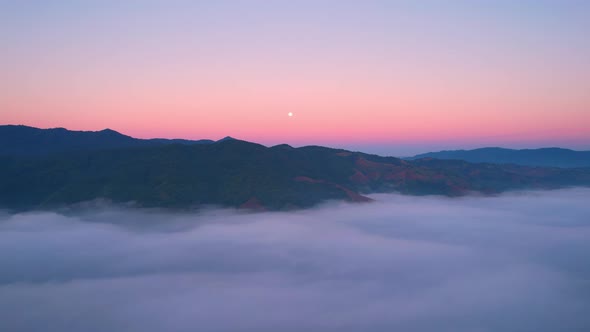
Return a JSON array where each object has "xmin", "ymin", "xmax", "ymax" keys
[{"xmin": 1, "ymin": 1, "xmax": 589, "ymax": 155}]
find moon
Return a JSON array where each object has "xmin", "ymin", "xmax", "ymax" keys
[{"xmin": 288, "ymin": 112, "xmax": 293, "ymax": 117}]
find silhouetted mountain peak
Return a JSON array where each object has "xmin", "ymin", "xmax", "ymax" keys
[
  {"xmin": 99, "ymin": 128, "xmax": 122, "ymax": 134},
  {"xmin": 50, "ymin": 127, "xmax": 68, "ymax": 132},
  {"xmin": 271, "ymin": 144, "xmax": 294, "ymax": 150},
  {"xmin": 217, "ymin": 136, "xmax": 237, "ymax": 142}
]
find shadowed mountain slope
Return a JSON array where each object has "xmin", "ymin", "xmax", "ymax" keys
[{"xmin": 1, "ymin": 133, "xmax": 589, "ymax": 211}]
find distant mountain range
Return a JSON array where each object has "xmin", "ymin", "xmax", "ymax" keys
[
  {"xmin": 1, "ymin": 125, "xmax": 589, "ymax": 211},
  {"xmin": 407, "ymin": 147, "xmax": 590, "ymax": 168},
  {"xmin": 0, "ymin": 125, "xmax": 234, "ymax": 156}
]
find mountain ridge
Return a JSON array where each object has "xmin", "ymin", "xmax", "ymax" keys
[
  {"xmin": 0, "ymin": 125, "xmax": 233, "ymax": 156},
  {"xmin": 1, "ymin": 127, "xmax": 589, "ymax": 211},
  {"xmin": 407, "ymin": 147, "xmax": 590, "ymax": 168}
]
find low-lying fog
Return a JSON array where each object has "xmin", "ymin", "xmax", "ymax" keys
[{"xmin": 1, "ymin": 188, "xmax": 589, "ymax": 332}]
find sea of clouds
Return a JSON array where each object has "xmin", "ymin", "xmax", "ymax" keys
[{"xmin": 1, "ymin": 188, "xmax": 589, "ymax": 332}]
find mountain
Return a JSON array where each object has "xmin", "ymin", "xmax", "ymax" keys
[
  {"xmin": 1, "ymin": 130, "xmax": 589, "ymax": 211},
  {"xmin": 0, "ymin": 125, "xmax": 223, "ymax": 156},
  {"xmin": 407, "ymin": 147, "xmax": 590, "ymax": 168}
]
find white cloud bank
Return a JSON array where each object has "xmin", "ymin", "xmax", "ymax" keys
[{"xmin": 1, "ymin": 188, "xmax": 589, "ymax": 332}]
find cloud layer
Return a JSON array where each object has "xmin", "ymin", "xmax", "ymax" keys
[{"xmin": 1, "ymin": 188, "xmax": 589, "ymax": 332}]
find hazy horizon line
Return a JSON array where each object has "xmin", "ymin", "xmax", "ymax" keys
[{"xmin": 4, "ymin": 123, "xmax": 590, "ymax": 157}]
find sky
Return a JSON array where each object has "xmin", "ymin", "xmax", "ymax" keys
[
  {"xmin": 1, "ymin": 0, "xmax": 589, "ymax": 155},
  {"xmin": 1, "ymin": 188, "xmax": 590, "ymax": 331}
]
